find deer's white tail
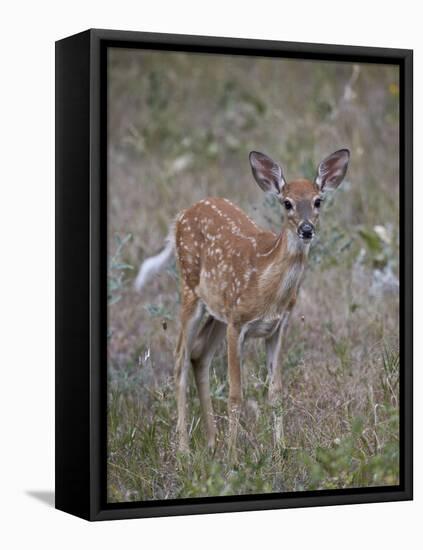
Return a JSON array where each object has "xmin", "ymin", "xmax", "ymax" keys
[{"xmin": 134, "ymin": 226, "xmax": 176, "ymax": 292}]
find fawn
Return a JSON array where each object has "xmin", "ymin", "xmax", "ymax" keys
[{"xmin": 135, "ymin": 149, "xmax": 350, "ymax": 455}]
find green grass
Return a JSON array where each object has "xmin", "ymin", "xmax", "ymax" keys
[
  {"xmin": 107, "ymin": 344, "xmax": 399, "ymax": 501},
  {"xmin": 106, "ymin": 50, "xmax": 400, "ymax": 502}
]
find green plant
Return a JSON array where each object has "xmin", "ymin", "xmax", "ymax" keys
[{"xmin": 108, "ymin": 233, "xmax": 134, "ymax": 306}]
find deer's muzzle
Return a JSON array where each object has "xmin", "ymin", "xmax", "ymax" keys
[{"xmin": 297, "ymin": 222, "xmax": 314, "ymax": 241}]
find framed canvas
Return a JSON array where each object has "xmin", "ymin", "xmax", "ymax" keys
[{"xmin": 55, "ymin": 28, "xmax": 413, "ymax": 521}]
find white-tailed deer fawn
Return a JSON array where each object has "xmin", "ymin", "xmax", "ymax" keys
[{"xmin": 135, "ymin": 149, "xmax": 350, "ymax": 455}]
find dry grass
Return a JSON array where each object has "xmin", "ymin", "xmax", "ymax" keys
[{"xmin": 107, "ymin": 48, "xmax": 400, "ymax": 502}]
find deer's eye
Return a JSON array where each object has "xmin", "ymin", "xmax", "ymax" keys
[
  {"xmin": 314, "ymin": 198, "xmax": 321, "ymax": 209},
  {"xmin": 284, "ymin": 200, "xmax": 293, "ymax": 211}
]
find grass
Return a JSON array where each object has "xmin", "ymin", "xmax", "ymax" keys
[
  {"xmin": 107, "ymin": 49, "xmax": 400, "ymax": 502},
  {"xmin": 107, "ymin": 335, "xmax": 399, "ymax": 501}
]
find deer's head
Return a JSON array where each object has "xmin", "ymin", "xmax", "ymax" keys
[{"xmin": 249, "ymin": 149, "xmax": 350, "ymax": 242}]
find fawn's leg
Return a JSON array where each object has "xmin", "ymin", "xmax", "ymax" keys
[
  {"xmin": 191, "ymin": 316, "xmax": 226, "ymax": 450},
  {"xmin": 227, "ymin": 323, "xmax": 242, "ymax": 460},
  {"xmin": 175, "ymin": 291, "xmax": 204, "ymax": 452},
  {"xmin": 265, "ymin": 312, "xmax": 290, "ymax": 445}
]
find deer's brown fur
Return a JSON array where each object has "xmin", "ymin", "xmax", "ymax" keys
[{"xmin": 175, "ymin": 193, "xmax": 313, "ymax": 327}]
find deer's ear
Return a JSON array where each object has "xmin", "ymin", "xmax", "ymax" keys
[
  {"xmin": 249, "ymin": 151, "xmax": 286, "ymax": 196},
  {"xmin": 315, "ymin": 149, "xmax": 350, "ymax": 191}
]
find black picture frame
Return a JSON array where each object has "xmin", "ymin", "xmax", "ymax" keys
[{"xmin": 55, "ymin": 28, "xmax": 413, "ymax": 521}]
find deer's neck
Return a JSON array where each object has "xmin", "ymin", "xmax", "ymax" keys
[{"xmin": 257, "ymin": 227, "xmax": 310, "ymax": 314}]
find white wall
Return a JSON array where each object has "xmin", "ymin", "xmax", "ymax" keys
[{"xmin": 0, "ymin": 1, "xmax": 420, "ymax": 548}]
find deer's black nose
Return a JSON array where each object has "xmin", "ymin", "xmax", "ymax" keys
[{"xmin": 298, "ymin": 222, "xmax": 314, "ymax": 240}]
